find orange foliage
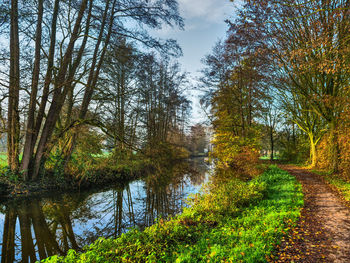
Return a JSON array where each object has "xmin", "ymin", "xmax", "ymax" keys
[
  {"xmin": 211, "ymin": 133, "xmax": 261, "ymax": 179},
  {"xmin": 317, "ymin": 106, "xmax": 350, "ymax": 178},
  {"xmin": 229, "ymin": 146, "xmax": 261, "ymax": 178},
  {"xmin": 338, "ymin": 129, "xmax": 350, "ymax": 180},
  {"xmin": 316, "ymin": 136, "xmax": 331, "ymax": 171},
  {"xmin": 337, "ymin": 106, "xmax": 350, "ymax": 179}
]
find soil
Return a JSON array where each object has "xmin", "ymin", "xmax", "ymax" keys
[{"xmin": 270, "ymin": 165, "xmax": 350, "ymax": 263}]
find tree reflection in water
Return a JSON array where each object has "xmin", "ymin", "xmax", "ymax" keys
[
  {"xmin": 1, "ymin": 200, "xmax": 67, "ymax": 263},
  {"xmin": 0, "ymin": 159, "xmax": 209, "ymax": 262}
]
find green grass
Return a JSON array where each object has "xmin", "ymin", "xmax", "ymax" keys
[
  {"xmin": 0, "ymin": 152, "xmax": 24, "ymax": 168},
  {"xmin": 326, "ymin": 176, "xmax": 350, "ymax": 201},
  {"xmin": 313, "ymin": 170, "xmax": 350, "ymax": 202},
  {"xmin": 259, "ymin": 155, "xmax": 270, "ymax": 160},
  {"xmin": 42, "ymin": 166, "xmax": 303, "ymax": 263},
  {"xmin": 259, "ymin": 155, "xmax": 282, "ymax": 160},
  {"xmin": 0, "ymin": 153, "xmax": 7, "ymax": 167},
  {"xmin": 91, "ymin": 151, "xmax": 112, "ymax": 158}
]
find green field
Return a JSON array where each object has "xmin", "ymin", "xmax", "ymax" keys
[
  {"xmin": 259, "ymin": 155, "xmax": 282, "ymax": 161},
  {"xmin": 0, "ymin": 153, "xmax": 7, "ymax": 167},
  {"xmin": 0, "ymin": 152, "xmax": 24, "ymax": 168}
]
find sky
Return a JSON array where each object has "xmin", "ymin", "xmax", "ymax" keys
[
  {"xmin": 154, "ymin": 0, "xmax": 238, "ymax": 124},
  {"xmin": 0, "ymin": 0, "xmax": 237, "ymax": 125}
]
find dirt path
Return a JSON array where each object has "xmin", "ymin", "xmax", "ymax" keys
[{"xmin": 271, "ymin": 165, "xmax": 350, "ymax": 263}]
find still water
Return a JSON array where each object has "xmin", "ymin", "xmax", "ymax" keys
[{"xmin": 0, "ymin": 159, "xmax": 210, "ymax": 262}]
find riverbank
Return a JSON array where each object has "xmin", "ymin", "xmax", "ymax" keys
[
  {"xmin": 0, "ymin": 156, "xmax": 200, "ymax": 200},
  {"xmin": 0, "ymin": 158, "xmax": 208, "ymax": 263},
  {"xmin": 42, "ymin": 166, "xmax": 303, "ymax": 262},
  {"xmin": 0, "ymin": 156, "xmax": 165, "ymax": 199},
  {"xmin": 0, "ymin": 148, "xmax": 192, "ymax": 199},
  {"xmin": 0, "ymin": 166, "xmax": 141, "ymax": 199}
]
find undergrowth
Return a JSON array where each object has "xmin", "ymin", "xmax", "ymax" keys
[
  {"xmin": 42, "ymin": 166, "xmax": 303, "ymax": 263},
  {"xmin": 326, "ymin": 176, "xmax": 350, "ymax": 201},
  {"xmin": 314, "ymin": 170, "xmax": 350, "ymax": 202}
]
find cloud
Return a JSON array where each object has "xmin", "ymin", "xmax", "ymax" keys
[
  {"xmin": 178, "ymin": 0, "xmax": 236, "ymax": 23},
  {"xmin": 152, "ymin": 0, "xmax": 237, "ymax": 36}
]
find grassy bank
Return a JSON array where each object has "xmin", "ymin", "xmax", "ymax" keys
[
  {"xmin": 0, "ymin": 145, "xmax": 190, "ymax": 198},
  {"xmin": 325, "ymin": 176, "xmax": 350, "ymax": 201},
  {"xmin": 0, "ymin": 156, "xmax": 149, "ymax": 198},
  {"xmin": 43, "ymin": 166, "xmax": 303, "ymax": 263},
  {"xmin": 312, "ymin": 169, "xmax": 350, "ymax": 202},
  {"xmin": 0, "ymin": 153, "xmax": 193, "ymax": 199}
]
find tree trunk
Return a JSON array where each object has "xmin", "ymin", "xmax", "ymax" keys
[
  {"xmin": 248, "ymin": 84, "xmax": 252, "ymax": 127},
  {"xmin": 270, "ymin": 127, "xmax": 274, "ymax": 161},
  {"xmin": 8, "ymin": 0, "xmax": 20, "ymax": 172},
  {"xmin": 31, "ymin": 0, "xmax": 89, "ymax": 180},
  {"xmin": 20, "ymin": 0, "xmax": 44, "ymax": 180},
  {"xmin": 309, "ymin": 133, "xmax": 317, "ymax": 168},
  {"xmin": 120, "ymin": 71, "xmax": 126, "ymax": 150},
  {"xmin": 20, "ymin": 0, "xmax": 60, "ymax": 179},
  {"xmin": 79, "ymin": 0, "xmax": 115, "ymax": 119},
  {"xmin": 62, "ymin": 0, "xmax": 116, "ymax": 165}
]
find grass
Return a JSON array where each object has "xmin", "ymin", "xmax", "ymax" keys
[
  {"xmin": 259, "ymin": 155, "xmax": 283, "ymax": 161},
  {"xmin": 0, "ymin": 152, "xmax": 24, "ymax": 168},
  {"xmin": 42, "ymin": 166, "xmax": 303, "ymax": 263},
  {"xmin": 312, "ymin": 169, "xmax": 350, "ymax": 202},
  {"xmin": 326, "ymin": 176, "xmax": 350, "ymax": 201},
  {"xmin": 0, "ymin": 153, "xmax": 7, "ymax": 167}
]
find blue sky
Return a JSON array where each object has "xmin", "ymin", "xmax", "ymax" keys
[
  {"xmin": 155, "ymin": 0, "xmax": 237, "ymax": 124},
  {"xmin": 0, "ymin": 1, "xmax": 237, "ymax": 125}
]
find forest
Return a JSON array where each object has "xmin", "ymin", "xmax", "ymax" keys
[{"xmin": 0, "ymin": 0, "xmax": 350, "ymax": 262}]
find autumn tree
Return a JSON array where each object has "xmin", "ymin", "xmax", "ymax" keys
[
  {"xmin": 220, "ymin": 0, "xmax": 350, "ymax": 169},
  {"xmin": 188, "ymin": 124, "xmax": 208, "ymax": 155},
  {"xmin": 200, "ymin": 1, "xmax": 273, "ymax": 174},
  {"xmin": 263, "ymin": 0, "xmax": 350, "ymax": 170}
]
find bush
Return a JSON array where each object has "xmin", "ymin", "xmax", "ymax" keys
[
  {"xmin": 186, "ymin": 179, "xmax": 266, "ymax": 221},
  {"xmin": 210, "ymin": 126, "xmax": 261, "ymax": 179}
]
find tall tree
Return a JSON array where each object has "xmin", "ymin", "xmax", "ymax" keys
[
  {"xmin": 1, "ymin": 0, "xmax": 185, "ymax": 180},
  {"xmin": 264, "ymin": 0, "xmax": 350, "ymax": 171},
  {"xmin": 8, "ymin": 0, "xmax": 20, "ymax": 172}
]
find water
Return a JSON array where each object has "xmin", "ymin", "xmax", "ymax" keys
[{"xmin": 0, "ymin": 159, "xmax": 210, "ymax": 262}]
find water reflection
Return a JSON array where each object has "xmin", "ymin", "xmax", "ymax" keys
[
  {"xmin": 1, "ymin": 200, "xmax": 68, "ymax": 263},
  {"xmin": 0, "ymin": 159, "xmax": 209, "ymax": 262}
]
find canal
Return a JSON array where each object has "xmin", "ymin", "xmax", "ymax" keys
[{"xmin": 0, "ymin": 158, "xmax": 210, "ymax": 262}]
